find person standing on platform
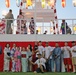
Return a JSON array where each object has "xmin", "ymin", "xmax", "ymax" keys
[
  {"xmin": 4, "ymin": 44, "xmax": 11, "ymax": 72},
  {"xmin": 17, "ymin": 11, "xmax": 26, "ymax": 34},
  {"xmin": 61, "ymin": 20, "xmax": 68, "ymax": 34},
  {"xmin": 29, "ymin": 17, "xmax": 35, "ymax": 34},
  {"xmin": 5, "ymin": 9, "xmax": 14, "ymax": 34},
  {"xmin": 52, "ymin": 42, "xmax": 61, "ymax": 72}
]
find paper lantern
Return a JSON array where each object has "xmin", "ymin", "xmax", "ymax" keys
[
  {"xmin": 38, "ymin": 27, "xmax": 41, "ymax": 32},
  {"xmin": 73, "ymin": 0, "xmax": 76, "ymax": 7},
  {"xmin": 41, "ymin": 0, "xmax": 46, "ymax": 8},
  {"xmin": 48, "ymin": 0, "xmax": 55, "ymax": 7},
  {"xmin": 16, "ymin": 0, "xmax": 21, "ymax": 7},
  {"xmin": 61, "ymin": 0, "xmax": 66, "ymax": 8},
  {"xmin": 73, "ymin": 26, "xmax": 76, "ymax": 31},
  {"xmin": 5, "ymin": 0, "xmax": 10, "ymax": 8},
  {"xmin": 26, "ymin": 0, "xmax": 32, "ymax": 7}
]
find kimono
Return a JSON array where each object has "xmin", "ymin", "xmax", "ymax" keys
[
  {"xmin": 0, "ymin": 19, "xmax": 6, "ymax": 34},
  {"xmin": 17, "ymin": 15, "xmax": 26, "ymax": 34},
  {"xmin": 11, "ymin": 47, "xmax": 16, "ymax": 72},
  {"xmin": 14, "ymin": 50, "xmax": 21, "ymax": 72},
  {"xmin": 27, "ymin": 49, "xmax": 32, "ymax": 71},
  {"xmin": 29, "ymin": 21, "xmax": 35, "ymax": 34},
  {"xmin": 21, "ymin": 51, "xmax": 28, "ymax": 72},
  {"xmin": 4, "ymin": 47, "xmax": 10, "ymax": 71}
]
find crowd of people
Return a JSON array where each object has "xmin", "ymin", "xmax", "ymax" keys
[
  {"xmin": 3, "ymin": 41, "xmax": 76, "ymax": 73},
  {"xmin": 0, "ymin": 9, "xmax": 72, "ymax": 34},
  {"xmin": 4, "ymin": 9, "xmax": 35, "ymax": 34}
]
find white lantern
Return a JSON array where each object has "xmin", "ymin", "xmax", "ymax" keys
[
  {"xmin": 48, "ymin": 0, "xmax": 55, "ymax": 7},
  {"xmin": 73, "ymin": 0, "xmax": 76, "ymax": 7},
  {"xmin": 41, "ymin": 0, "xmax": 46, "ymax": 8}
]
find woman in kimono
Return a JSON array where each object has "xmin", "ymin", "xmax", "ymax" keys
[
  {"xmin": 17, "ymin": 12, "xmax": 26, "ymax": 34},
  {"xmin": 4, "ymin": 44, "xmax": 11, "ymax": 72},
  {"xmin": 29, "ymin": 17, "xmax": 35, "ymax": 34},
  {"xmin": 27, "ymin": 44, "xmax": 33, "ymax": 71},
  {"xmin": 21, "ymin": 47, "xmax": 28, "ymax": 72},
  {"xmin": 14, "ymin": 47, "xmax": 21, "ymax": 72},
  {"xmin": 11, "ymin": 43, "xmax": 16, "ymax": 72}
]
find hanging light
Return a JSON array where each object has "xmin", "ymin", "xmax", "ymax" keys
[
  {"xmin": 61, "ymin": 0, "xmax": 66, "ymax": 8},
  {"xmin": 48, "ymin": 0, "xmax": 55, "ymax": 7},
  {"xmin": 38, "ymin": 27, "xmax": 41, "ymax": 32},
  {"xmin": 26, "ymin": 0, "xmax": 32, "ymax": 7},
  {"xmin": 41, "ymin": 0, "xmax": 46, "ymax": 8},
  {"xmin": 5, "ymin": 0, "xmax": 10, "ymax": 8},
  {"xmin": 73, "ymin": 0, "xmax": 76, "ymax": 7},
  {"xmin": 73, "ymin": 26, "xmax": 76, "ymax": 31},
  {"xmin": 16, "ymin": 0, "xmax": 21, "ymax": 7}
]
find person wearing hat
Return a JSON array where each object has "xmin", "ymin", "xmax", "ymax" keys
[
  {"xmin": 71, "ymin": 41, "xmax": 76, "ymax": 73},
  {"xmin": 30, "ymin": 52, "xmax": 46, "ymax": 73}
]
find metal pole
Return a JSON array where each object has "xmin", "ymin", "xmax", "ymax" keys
[
  {"xmin": 5, "ymin": 19, "xmax": 7, "ymax": 34},
  {"xmin": 20, "ymin": 19, "xmax": 21, "ymax": 34},
  {"xmin": 72, "ymin": 20, "xmax": 74, "ymax": 34},
  {"xmin": 34, "ymin": 0, "xmax": 37, "ymax": 41}
]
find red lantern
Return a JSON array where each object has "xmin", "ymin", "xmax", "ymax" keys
[
  {"xmin": 61, "ymin": 0, "xmax": 66, "ymax": 8},
  {"xmin": 5, "ymin": 0, "xmax": 10, "ymax": 8}
]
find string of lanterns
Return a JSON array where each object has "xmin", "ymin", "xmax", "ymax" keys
[
  {"xmin": 61, "ymin": 0, "xmax": 66, "ymax": 8},
  {"xmin": 5, "ymin": 0, "xmax": 10, "ymax": 8},
  {"xmin": 16, "ymin": 0, "xmax": 21, "ymax": 7},
  {"xmin": 5, "ymin": 0, "xmax": 76, "ymax": 8}
]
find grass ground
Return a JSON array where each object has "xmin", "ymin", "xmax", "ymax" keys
[{"xmin": 0, "ymin": 72, "xmax": 76, "ymax": 75}]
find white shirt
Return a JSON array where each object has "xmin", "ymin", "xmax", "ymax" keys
[
  {"xmin": 71, "ymin": 46, "xmax": 76, "ymax": 57},
  {"xmin": 45, "ymin": 46, "xmax": 53, "ymax": 59},
  {"xmin": 35, "ymin": 58, "xmax": 46, "ymax": 68},
  {"xmin": 62, "ymin": 46, "xmax": 71, "ymax": 58},
  {"xmin": 36, "ymin": 46, "xmax": 44, "ymax": 57}
]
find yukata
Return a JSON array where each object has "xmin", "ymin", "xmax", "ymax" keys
[
  {"xmin": 14, "ymin": 50, "xmax": 21, "ymax": 72},
  {"xmin": 27, "ymin": 49, "xmax": 32, "ymax": 71},
  {"xmin": 29, "ymin": 22, "xmax": 35, "ymax": 34},
  {"xmin": 0, "ymin": 19, "xmax": 6, "ymax": 34},
  {"xmin": 11, "ymin": 47, "xmax": 16, "ymax": 72},
  {"xmin": 21, "ymin": 51, "xmax": 28, "ymax": 72},
  {"xmin": 17, "ymin": 15, "xmax": 26, "ymax": 34},
  {"xmin": 4, "ymin": 47, "xmax": 10, "ymax": 71}
]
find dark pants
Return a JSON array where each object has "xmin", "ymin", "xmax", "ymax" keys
[
  {"xmin": 46, "ymin": 59, "xmax": 54, "ymax": 72},
  {"xmin": 36, "ymin": 65, "xmax": 45, "ymax": 73}
]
